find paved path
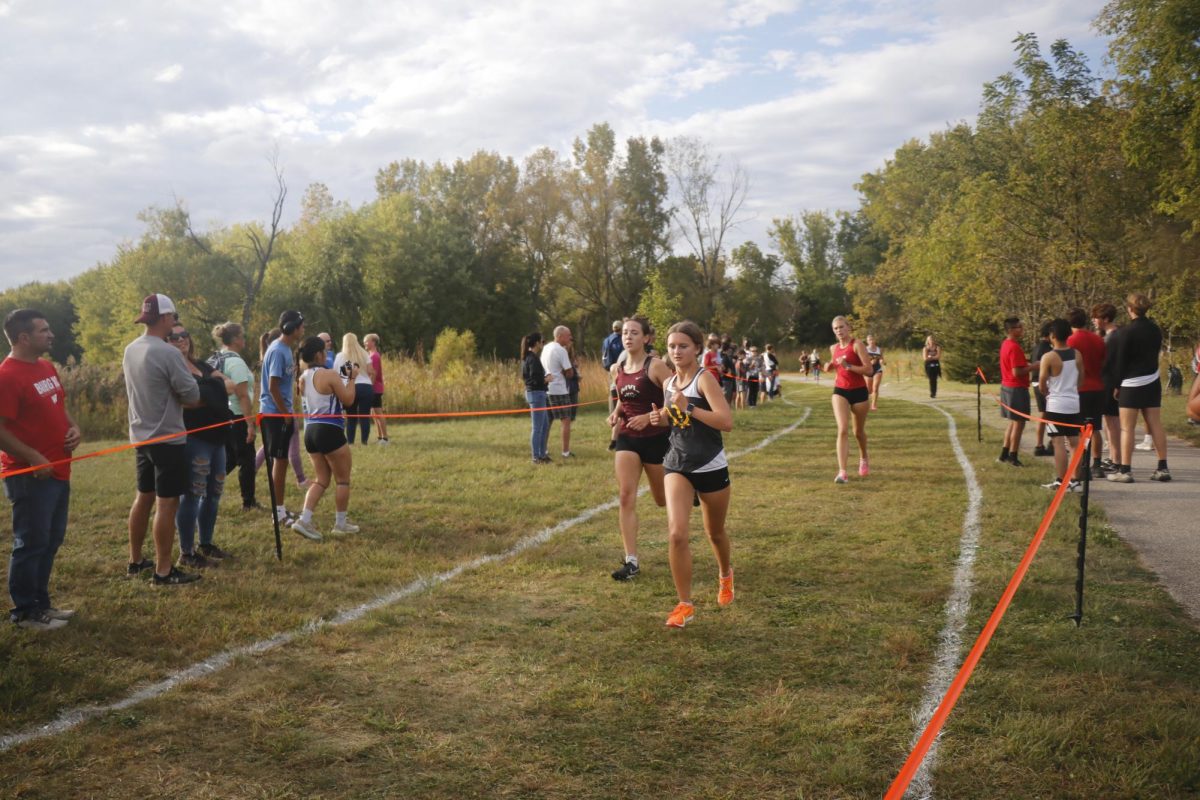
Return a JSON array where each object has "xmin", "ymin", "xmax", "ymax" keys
[{"xmin": 799, "ymin": 373, "xmax": 1200, "ymax": 625}]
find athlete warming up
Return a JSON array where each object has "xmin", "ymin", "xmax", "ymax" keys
[
  {"xmin": 825, "ymin": 316, "xmax": 872, "ymax": 484},
  {"xmin": 607, "ymin": 316, "xmax": 672, "ymax": 581},
  {"xmin": 647, "ymin": 321, "xmax": 734, "ymax": 629}
]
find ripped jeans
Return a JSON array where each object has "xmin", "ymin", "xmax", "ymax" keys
[{"xmin": 176, "ymin": 437, "xmax": 226, "ymax": 554}]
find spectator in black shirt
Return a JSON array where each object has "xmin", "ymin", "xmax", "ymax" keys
[{"xmin": 1108, "ymin": 293, "xmax": 1170, "ymax": 482}]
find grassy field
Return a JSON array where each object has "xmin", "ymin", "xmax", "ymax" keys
[{"xmin": 1, "ymin": 377, "xmax": 1198, "ymax": 798}]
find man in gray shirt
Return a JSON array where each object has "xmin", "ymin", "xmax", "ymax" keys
[{"xmin": 122, "ymin": 294, "xmax": 202, "ymax": 586}]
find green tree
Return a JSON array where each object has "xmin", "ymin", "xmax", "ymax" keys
[{"xmin": 0, "ymin": 280, "xmax": 80, "ymax": 362}]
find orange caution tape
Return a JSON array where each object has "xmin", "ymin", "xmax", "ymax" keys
[
  {"xmin": 993, "ymin": 396, "xmax": 1088, "ymax": 430},
  {"xmin": 0, "ymin": 418, "xmax": 240, "ymax": 480},
  {"xmin": 884, "ymin": 425, "xmax": 1093, "ymax": 799},
  {"xmin": 0, "ymin": 399, "xmax": 609, "ymax": 480},
  {"xmin": 975, "ymin": 366, "xmax": 988, "ymax": 383}
]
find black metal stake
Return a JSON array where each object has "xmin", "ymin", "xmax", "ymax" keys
[
  {"xmin": 976, "ymin": 371, "xmax": 983, "ymax": 443},
  {"xmin": 263, "ymin": 420, "xmax": 284, "ymax": 561},
  {"xmin": 1071, "ymin": 427, "xmax": 1092, "ymax": 627}
]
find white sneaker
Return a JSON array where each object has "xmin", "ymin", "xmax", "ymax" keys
[
  {"xmin": 377, "ymin": 438, "xmax": 390, "ymax": 446},
  {"xmin": 290, "ymin": 517, "xmax": 324, "ymax": 541},
  {"xmin": 331, "ymin": 520, "xmax": 361, "ymax": 534},
  {"xmin": 1135, "ymin": 435, "xmax": 1153, "ymax": 451},
  {"xmin": 44, "ymin": 607, "xmax": 76, "ymax": 621},
  {"xmin": 15, "ymin": 611, "xmax": 67, "ymax": 631}
]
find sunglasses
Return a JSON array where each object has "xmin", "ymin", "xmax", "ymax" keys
[{"xmin": 169, "ymin": 331, "xmax": 190, "ymax": 342}]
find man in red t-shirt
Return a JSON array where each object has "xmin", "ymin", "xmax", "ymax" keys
[
  {"xmin": 1067, "ymin": 308, "xmax": 1107, "ymax": 477},
  {"xmin": 0, "ymin": 309, "xmax": 81, "ymax": 631},
  {"xmin": 998, "ymin": 317, "xmax": 1032, "ymax": 466}
]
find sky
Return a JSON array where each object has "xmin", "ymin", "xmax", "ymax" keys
[{"xmin": 0, "ymin": 0, "xmax": 1110, "ymax": 291}]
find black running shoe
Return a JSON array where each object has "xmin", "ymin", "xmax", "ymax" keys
[
  {"xmin": 126, "ymin": 558, "xmax": 154, "ymax": 578},
  {"xmin": 611, "ymin": 561, "xmax": 640, "ymax": 581},
  {"xmin": 1009, "ymin": 458, "xmax": 1025, "ymax": 467},
  {"xmin": 200, "ymin": 543, "xmax": 232, "ymax": 560},
  {"xmin": 1150, "ymin": 469, "xmax": 1172, "ymax": 482},
  {"xmin": 1033, "ymin": 445, "xmax": 1052, "ymax": 457},
  {"xmin": 153, "ymin": 567, "xmax": 202, "ymax": 586}
]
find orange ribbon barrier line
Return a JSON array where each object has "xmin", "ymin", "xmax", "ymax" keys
[
  {"xmin": 992, "ymin": 396, "xmax": 1088, "ymax": 430},
  {"xmin": 884, "ymin": 424, "xmax": 1093, "ymax": 799},
  {"xmin": 975, "ymin": 366, "xmax": 988, "ymax": 383},
  {"xmin": 0, "ymin": 399, "xmax": 610, "ymax": 480},
  {"xmin": 0, "ymin": 418, "xmax": 241, "ymax": 480},
  {"xmin": 258, "ymin": 398, "xmax": 608, "ymax": 421}
]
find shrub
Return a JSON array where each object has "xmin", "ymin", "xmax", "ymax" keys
[{"xmin": 429, "ymin": 328, "xmax": 477, "ymax": 373}]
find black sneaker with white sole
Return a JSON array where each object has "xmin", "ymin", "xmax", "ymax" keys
[
  {"xmin": 1150, "ymin": 469, "xmax": 1172, "ymax": 482},
  {"xmin": 153, "ymin": 567, "xmax": 202, "ymax": 586},
  {"xmin": 611, "ymin": 560, "xmax": 640, "ymax": 581},
  {"xmin": 126, "ymin": 558, "xmax": 154, "ymax": 578}
]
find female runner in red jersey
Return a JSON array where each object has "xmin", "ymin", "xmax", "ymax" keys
[
  {"xmin": 824, "ymin": 315, "xmax": 872, "ymax": 483},
  {"xmin": 606, "ymin": 317, "xmax": 673, "ymax": 581}
]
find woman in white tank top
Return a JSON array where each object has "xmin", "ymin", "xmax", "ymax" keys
[
  {"xmin": 291, "ymin": 336, "xmax": 363, "ymax": 540},
  {"xmin": 1036, "ymin": 319, "xmax": 1085, "ymax": 492}
]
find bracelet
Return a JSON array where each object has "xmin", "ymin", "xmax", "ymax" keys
[{"xmin": 666, "ymin": 403, "xmax": 691, "ymax": 428}]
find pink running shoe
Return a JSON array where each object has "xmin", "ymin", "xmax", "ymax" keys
[{"xmin": 859, "ymin": 458, "xmax": 869, "ymax": 477}]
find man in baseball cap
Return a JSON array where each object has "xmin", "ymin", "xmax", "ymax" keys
[{"xmin": 134, "ymin": 294, "xmax": 178, "ymax": 324}]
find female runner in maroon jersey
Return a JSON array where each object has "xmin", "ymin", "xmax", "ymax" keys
[{"xmin": 606, "ymin": 317, "xmax": 673, "ymax": 581}]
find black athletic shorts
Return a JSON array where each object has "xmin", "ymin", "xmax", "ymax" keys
[
  {"xmin": 371, "ymin": 391, "xmax": 383, "ymax": 409},
  {"xmin": 614, "ymin": 433, "xmax": 670, "ymax": 465},
  {"xmin": 304, "ymin": 423, "xmax": 348, "ymax": 455},
  {"xmin": 1102, "ymin": 384, "xmax": 1120, "ymax": 417},
  {"xmin": 1000, "ymin": 386, "xmax": 1031, "ymax": 420},
  {"xmin": 666, "ymin": 466, "xmax": 730, "ymax": 494},
  {"xmin": 833, "ymin": 386, "xmax": 870, "ymax": 406},
  {"xmin": 261, "ymin": 417, "xmax": 295, "ymax": 460},
  {"xmin": 1078, "ymin": 390, "xmax": 1104, "ymax": 424},
  {"xmin": 1043, "ymin": 410, "xmax": 1082, "ymax": 438},
  {"xmin": 1119, "ymin": 379, "xmax": 1161, "ymax": 410},
  {"xmin": 135, "ymin": 443, "xmax": 188, "ymax": 498}
]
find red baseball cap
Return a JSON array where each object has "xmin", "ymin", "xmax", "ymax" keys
[{"xmin": 135, "ymin": 293, "xmax": 178, "ymax": 324}]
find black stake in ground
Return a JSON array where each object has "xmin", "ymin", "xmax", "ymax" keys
[
  {"xmin": 263, "ymin": 420, "xmax": 284, "ymax": 561},
  {"xmin": 1071, "ymin": 426, "xmax": 1093, "ymax": 626},
  {"xmin": 976, "ymin": 369, "xmax": 983, "ymax": 442}
]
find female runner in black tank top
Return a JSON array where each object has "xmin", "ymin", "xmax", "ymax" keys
[
  {"xmin": 606, "ymin": 317, "xmax": 673, "ymax": 581},
  {"xmin": 647, "ymin": 321, "xmax": 734, "ymax": 629}
]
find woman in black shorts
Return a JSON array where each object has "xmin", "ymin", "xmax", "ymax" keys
[
  {"xmin": 647, "ymin": 321, "xmax": 734, "ymax": 629},
  {"xmin": 289, "ymin": 336, "xmax": 362, "ymax": 541},
  {"xmin": 606, "ymin": 316, "xmax": 673, "ymax": 581},
  {"xmin": 1111, "ymin": 293, "xmax": 1170, "ymax": 482},
  {"xmin": 825, "ymin": 316, "xmax": 872, "ymax": 484}
]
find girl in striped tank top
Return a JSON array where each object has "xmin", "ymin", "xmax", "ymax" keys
[
  {"xmin": 292, "ymin": 336, "xmax": 362, "ymax": 541},
  {"xmin": 647, "ymin": 321, "xmax": 735, "ymax": 629}
]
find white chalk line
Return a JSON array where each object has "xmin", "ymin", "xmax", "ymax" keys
[
  {"xmin": 0, "ymin": 406, "xmax": 812, "ymax": 753},
  {"xmin": 903, "ymin": 403, "xmax": 984, "ymax": 800}
]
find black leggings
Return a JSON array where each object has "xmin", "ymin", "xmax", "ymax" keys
[
  {"xmin": 226, "ymin": 419, "xmax": 257, "ymax": 507},
  {"xmin": 346, "ymin": 383, "xmax": 374, "ymax": 444},
  {"xmin": 925, "ymin": 362, "xmax": 941, "ymax": 398}
]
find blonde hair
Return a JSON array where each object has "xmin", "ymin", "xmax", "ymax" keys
[
  {"xmin": 364, "ymin": 332, "xmax": 381, "ymax": 348},
  {"xmin": 341, "ymin": 333, "xmax": 374, "ymax": 379},
  {"xmin": 1126, "ymin": 293, "xmax": 1152, "ymax": 316}
]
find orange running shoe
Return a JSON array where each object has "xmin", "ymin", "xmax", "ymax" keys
[
  {"xmin": 665, "ymin": 601, "xmax": 695, "ymax": 628},
  {"xmin": 717, "ymin": 571, "xmax": 734, "ymax": 607}
]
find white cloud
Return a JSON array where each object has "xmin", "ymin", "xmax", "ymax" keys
[
  {"xmin": 0, "ymin": 0, "xmax": 1107, "ymax": 289},
  {"xmin": 1, "ymin": 195, "xmax": 68, "ymax": 221},
  {"xmin": 153, "ymin": 63, "xmax": 183, "ymax": 83}
]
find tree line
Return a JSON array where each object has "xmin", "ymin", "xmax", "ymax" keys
[{"xmin": 2, "ymin": 0, "xmax": 1196, "ymax": 378}]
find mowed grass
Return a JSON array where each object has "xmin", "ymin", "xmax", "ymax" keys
[{"xmin": 1, "ymin": 379, "xmax": 1198, "ymax": 798}]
